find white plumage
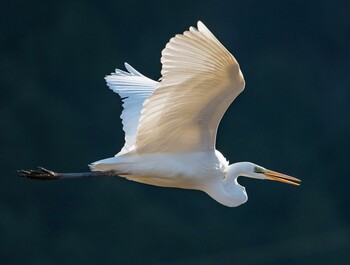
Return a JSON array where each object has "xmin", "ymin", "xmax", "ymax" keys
[
  {"xmin": 105, "ymin": 63, "xmax": 157, "ymax": 155},
  {"xmin": 90, "ymin": 21, "xmax": 300, "ymax": 207}
]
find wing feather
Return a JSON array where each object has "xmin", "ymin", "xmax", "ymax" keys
[
  {"xmin": 105, "ymin": 63, "xmax": 157, "ymax": 155},
  {"xmin": 135, "ymin": 21, "xmax": 245, "ymax": 154}
]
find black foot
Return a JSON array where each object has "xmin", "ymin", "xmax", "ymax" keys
[{"xmin": 18, "ymin": 167, "xmax": 59, "ymax": 181}]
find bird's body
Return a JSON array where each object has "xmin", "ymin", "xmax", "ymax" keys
[
  {"xmin": 20, "ymin": 21, "xmax": 300, "ymax": 207},
  {"xmin": 92, "ymin": 151, "xmax": 226, "ymax": 189},
  {"xmin": 88, "ymin": 21, "xmax": 300, "ymax": 207},
  {"xmin": 92, "ymin": 150, "xmax": 251, "ymax": 207}
]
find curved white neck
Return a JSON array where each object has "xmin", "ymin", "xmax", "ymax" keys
[{"xmin": 204, "ymin": 163, "xmax": 248, "ymax": 207}]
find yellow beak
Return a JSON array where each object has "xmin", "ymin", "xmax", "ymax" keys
[{"xmin": 263, "ymin": 169, "xmax": 301, "ymax": 186}]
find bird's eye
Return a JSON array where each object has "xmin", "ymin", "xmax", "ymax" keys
[{"xmin": 254, "ymin": 166, "xmax": 264, "ymax": 173}]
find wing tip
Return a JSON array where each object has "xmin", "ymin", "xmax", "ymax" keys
[
  {"xmin": 197, "ymin": 20, "xmax": 204, "ymax": 28},
  {"xmin": 197, "ymin": 21, "xmax": 209, "ymax": 33},
  {"xmin": 124, "ymin": 63, "xmax": 143, "ymax": 76}
]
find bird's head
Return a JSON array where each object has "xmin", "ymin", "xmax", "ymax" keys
[
  {"xmin": 230, "ymin": 162, "xmax": 301, "ymax": 186},
  {"xmin": 205, "ymin": 162, "xmax": 300, "ymax": 207}
]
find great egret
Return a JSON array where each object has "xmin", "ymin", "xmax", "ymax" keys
[{"xmin": 19, "ymin": 21, "xmax": 300, "ymax": 207}]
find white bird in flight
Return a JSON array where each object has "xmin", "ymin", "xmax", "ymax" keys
[{"xmin": 20, "ymin": 21, "xmax": 300, "ymax": 207}]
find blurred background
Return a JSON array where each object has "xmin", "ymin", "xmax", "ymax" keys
[{"xmin": 1, "ymin": 0, "xmax": 349, "ymax": 264}]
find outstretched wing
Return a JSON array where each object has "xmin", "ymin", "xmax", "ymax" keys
[
  {"xmin": 105, "ymin": 63, "xmax": 158, "ymax": 155},
  {"xmin": 135, "ymin": 21, "xmax": 245, "ymax": 154}
]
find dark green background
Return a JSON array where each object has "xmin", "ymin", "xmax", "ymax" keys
[{"xmin": 1, "ymin": 0, "xmax": 349, "ymax": 264}]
